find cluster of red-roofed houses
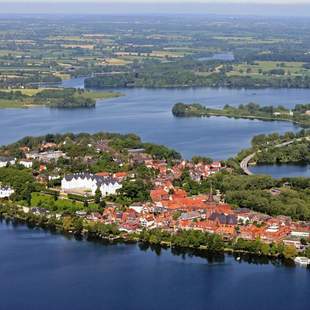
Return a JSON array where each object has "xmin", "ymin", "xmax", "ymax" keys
[
  {"xmin": 1, "ymin": 140, "xmax": 309, "ymax": 250},
  {"xmin": 85, "ymin": 156, "xmax": 309, "ymax": 249},
  {"xmin": 89, "ymin": 181, "xmax": 310, "ymax": 250}
]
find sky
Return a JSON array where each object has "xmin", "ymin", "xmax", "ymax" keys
[
  {"xmin": 1, "ymin": 0, "xmax": 310, "ymax": 3},
  {"xmin": 1, "ymin": 1, "xmax": 310, "ymax": 16}
]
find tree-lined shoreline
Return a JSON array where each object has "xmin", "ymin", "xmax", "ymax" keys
[{"xmin": 172, "ymin": 102, "xmax": 310, "ymax": 128}]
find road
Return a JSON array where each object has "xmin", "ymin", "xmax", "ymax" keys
[{"xmin": 240, "ymin": 136, "xmax": 310, "ymax": 175}]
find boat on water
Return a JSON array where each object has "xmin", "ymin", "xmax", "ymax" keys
[{"xmin": 294, "ymin": 256, "xmax": 310, "ymax": 266}]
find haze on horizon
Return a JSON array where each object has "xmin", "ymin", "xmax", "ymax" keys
[
  {"xmin": 1, "ymin": 0, "xmax": 310, "ymax": 16},
  {"xmin": 1, "ymin": 0, "xmax": 310, "ymax": 3}
]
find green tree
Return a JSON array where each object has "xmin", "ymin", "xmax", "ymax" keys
[
  {"xmin": 283, "ymin": 245, "xmax": 297, "ymax": 259},
  {"xmin": 95, "ymin": 187, "xmax": 102, "ymax": 204}
]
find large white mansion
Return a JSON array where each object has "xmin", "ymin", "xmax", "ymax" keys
[{"xmin": 61, "ymin": 173, "xmax": 122, "ymax": 197}]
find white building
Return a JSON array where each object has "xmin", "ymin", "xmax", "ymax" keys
[
  {"xmin": 129, "ymin": 204, "xmax": 144, "ymax": 214},
  {"xmin": 26, "ymin": 151, "xmax": 66, "ymax": 162},
  {"xmin": 0, "ymin": 156, "xmax": 16, "ymax": 168},
  {"xmin": 19, "ymin": 159, "xmax": 33, "ymax": 168},
  {"xmin": 61, "ymin": 173, "xmax": 122, "ymax": 197},
  {"xmin": 0, "ymin": 186, "xmax": 14, "ymax": 198}
]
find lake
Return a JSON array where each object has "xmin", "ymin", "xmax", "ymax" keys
[
  {"xmin": 250, "ymin": 164, "xmax": 310, "ymax": 178},
  {"xmin": 0, "ymin": 78, "xmax": 307, "ymax": 161},
  {"xmin": 0, "ymin": 220, "xmax": 309, "ymax": 310}
]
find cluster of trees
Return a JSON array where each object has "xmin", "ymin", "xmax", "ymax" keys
[
  {"xmin": 0, "ymin": 90, "xmax": 26, "ymax": 100},
  {"xmin": 215, "ymin": 174, "xmax": 310, "ymax": 220},
  {"xmin": 113, "ymin": 179, "xmax": 152, "ymax": 205},
  {"xmin": 0, "ymin": 88, "xmax": 97, "ymax": 108},
  {"xmin": 232, "ymin": 238, "xmax": 297, "ymax": 259},
  {"xmin": 172, "ymin": 102, "xmax": 310, "ymax": 127},
  {"xmin": 1, "ymin": 132, "xmax": 181, "ymax": 162},
  {"xmin": 143, "ymin": 143, "xmax": 181, "ymax": 161},
  {"xmin": 255, "ymin": 140, "xmax": 310, "ymax": 164},
  {"xmin": 172, "ymin": 103, "xmax": 205, "ymax": 117},
  {"xmin": 250, "ymin": 130, "xmax": 309, "ymax": 148},
  {"xmin": 32, "ymin": 88, "xmax": 96, "ymax": 108},
  {"xmin": 84, "ymin": 57, "xmax": 310, "ymax": 89},
  {"xmin": 225, "ymin": 188, "xmax": 310, "ymax": 220},
  {"xmin": 0, "ymin": 167, "xmax": 39, "ymax": 205},
  {"xmin": 140, "ymin": 228, "xmax": 225, "ymax": 251},
  {"xmin": 294, "ymin": 104, "xmax": 310, "ymax": 113},
  {"xmin": 0, "ymin": 204, "xmax": 114, "ymax": 236}
]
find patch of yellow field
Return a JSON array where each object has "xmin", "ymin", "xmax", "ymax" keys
[
  {"xmin": 62, "ymin": 44, "xmax": 95, "ymax": 50},
  {"xmin": 104, "ymin": 58, "xmax": 130, "ymax": 65}
]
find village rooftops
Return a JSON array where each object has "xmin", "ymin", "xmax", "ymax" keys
[
  {"xmin": 209, "ymin": 212, "xmax": 237, "ymax": 225},
  {"xmin": 0, "ymin": 156, "xmax": 15, "ymax": 162}
]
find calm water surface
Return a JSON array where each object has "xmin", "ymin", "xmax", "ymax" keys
[
  {"xmin": 1, "ymin": 81, "xmax": 310, "ymax": 308},
  {"xmin": 0, "ymin": 77, "xmax": 307, "ymax": 160},
  {"xmin": 0, "ymin": 221, "xmax": 309, "ymax": 310},
  {"xmin": 250, "ymin": 164, "xmax": 310, "ymax": 178}
]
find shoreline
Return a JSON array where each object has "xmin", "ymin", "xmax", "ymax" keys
[
  {"xmin": 0, "ymin": 91, "xmax": 123, "ymax": 109},
  {"xmin": 173, "ymin": 111, "xmax": 308, "ymax": 128},
  {"xmin": 0, "ymin": 204, "xmax": 305, "ymax": 267}
]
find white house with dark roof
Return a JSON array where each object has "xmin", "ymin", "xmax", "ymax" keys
[
  {"xmin": 61, "ymin": 173, "xmax": 122, "ymax": 197},
  {"xmin": 19, "ymin": 159, "xmax": 33, "ymax": 168},
  {"xmin": 0, "ymin": 185, "xmax": 14, "ymax": 198},
  {"xmin": 0, "ymin": 156, "xmax": 16, "ymax": 168}
]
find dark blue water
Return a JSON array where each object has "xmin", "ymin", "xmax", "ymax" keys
[
  {"xmin": 0, "ymin": 221, "xmax": 309, "ymax": 310},
  {"xmin": 0, "ymin": 78, "xmax": 306, "ymax": 160},
  {"xmin": 250, "ymin": 164, "xmax": 310, "ymax": 178}
]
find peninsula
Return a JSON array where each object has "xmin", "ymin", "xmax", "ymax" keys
[
  {"xmin": 172, "ymin": 102, "xmax": 310, "ymax": 127},
  {"xmin": 0, "ymin": 88, "xmax": 122, "ymax": 109}
]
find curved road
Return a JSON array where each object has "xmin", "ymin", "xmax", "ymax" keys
[{"xmin": 240, "ymin": 136, "xmax": 310, "ymax": 175}]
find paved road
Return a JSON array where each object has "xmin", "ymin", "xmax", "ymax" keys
[{"xmin": 240, "ymin": 136, "xmax": 310, "ymax": 175}]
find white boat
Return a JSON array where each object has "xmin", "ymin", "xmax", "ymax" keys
[{"xmin": 294, "ymin": 256, "xmax": 310, "ymax": 266}]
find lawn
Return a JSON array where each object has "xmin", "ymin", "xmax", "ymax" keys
[{"xmin": 31, "ymin": 192, "xmax": 100, "ymax": 213}]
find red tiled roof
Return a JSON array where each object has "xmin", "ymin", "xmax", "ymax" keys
[
  {"xmin": 96, "ymin": 172, "xmax": 110, "ymax": 177},
  {"xmin": 113, "ymin": 172, "xmax": 128, "ymax": 178}
]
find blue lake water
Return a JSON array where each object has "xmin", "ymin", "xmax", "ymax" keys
[
  {"xmin": 1, "ymin": 80, "xmax": 310, "ymax": 308},
  {"xmin": 250, "ymin": 164, "xmax": 310, "ymax": 178},
  {"xmin": 198, "ymin": 52, "xmax": 235, "ymax": 61},
  {"xmin": 0, "ymin": 78, "xmax": 307, "ymax": 161},
  {"xmin": 0, "ymin": 221, "xmax": 309, "ymax": 310}
]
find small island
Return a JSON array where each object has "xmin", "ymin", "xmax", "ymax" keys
[
  {"xmin": 172, "ymin": 102, "xmax": 310, "ymax": 127},
  {"xmin": 0, "ymin": 88, "xmax": 122, "ymax": 109}
]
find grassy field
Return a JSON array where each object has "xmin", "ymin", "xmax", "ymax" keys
[
  {"xmin": 213, "ymin": 36, "xmax": 288, "ymax": 45},
  {"xmin": 31, "ymin": 192, "xmax": 100, "ymax": 213},
  {"xmin": 80, "ymin": 90, "xmax": 123, "ymax": 100},
  {"xmin": 227, "ymin": 61, "xmax": 310, "ymax": 77}
]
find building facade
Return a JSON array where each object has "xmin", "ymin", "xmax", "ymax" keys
[{"xmin": 61, "ymin": 173, "xmax": 122, "ymax": 197}]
